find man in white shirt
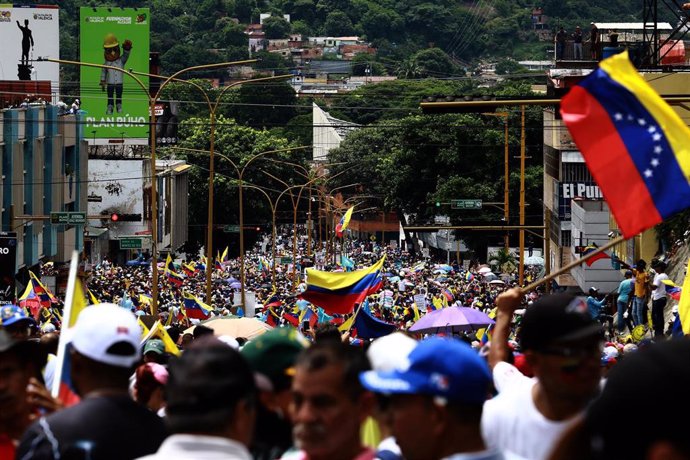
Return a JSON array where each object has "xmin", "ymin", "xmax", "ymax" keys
[
  {"xmin": 650, "ymin": 261, "xmax": 669, "ymax": 339},
  {"xmin": 481, "ymin": 290, "xmax": 604, "ymax": 460}
]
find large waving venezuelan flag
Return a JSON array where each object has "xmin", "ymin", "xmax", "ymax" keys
[
  {"xmin": 561, "ymin": 51, "xmax": 690, "ymax": 238},
  {"xmin": 299, "ymin": 256, "xmax": 385, "ymax": 315}
]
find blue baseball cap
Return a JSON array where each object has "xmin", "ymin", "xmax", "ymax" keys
[
  {"xmin": 359, "ymin": 336, "xmax": 492, "ymax": 404},
  {"xmin": 0, "ymin": 305, "xmax": 35, "ymax": 327}
]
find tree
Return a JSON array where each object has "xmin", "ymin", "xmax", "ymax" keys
[
  {"xmin": 412, "ymin": 48, "xmax": 458, "ymax": 78},
  {"xmin": 262, "ymin": 15, "xmax": 292, "ymax": 39},
  {"xmin": 223, "ymin": 81, "xmax": 298, "ymax": 128},
  {"xmin": 495, "ymin": 59, "xmax": 527, "ymax": 75},
  {"xmin": 351, "ymin": 53, "xmax": 386, "ymax": 76},
  {"xmin": 323, "ymin": 10, "xmax": 355, "ymax": 36},
  {"xmin": 488, "ymin": 248, "xmax": 517, "ymax": 274},
  {"xmin": 176, "ymin": 115, "xmax": 310, "ymax": 248},
  {"xmin": 396, "ymin": 58, "xmax": 421, "ymax": 79}
]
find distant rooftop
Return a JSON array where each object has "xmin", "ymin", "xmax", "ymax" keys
[{"xmin": 592, "ymin": 22, "xmax": 673, "ymax": 30}]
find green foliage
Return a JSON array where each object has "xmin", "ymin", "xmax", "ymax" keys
[
  {"xmin": 173, "ymin": 115, "xmax": 310, "ymax": 243},
  {"xmin": 262, "ymin": 15, "xmax": 292, "ymax": 38},
  {"xmin": 495, "ymin": 59, "xmax": 527, "ymax": 75},
  {"xmin": 323, "ymin": 10, "xmax": 355, "ymax": 36},
  {"xmin": 412, "ymin": 48, "xmax": 458, "ymax": 78}
]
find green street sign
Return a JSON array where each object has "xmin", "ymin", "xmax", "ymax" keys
[
  {"xmin": 451, "ymin": 199, "xmax": 482, "ymax": 210},
  {"xmin": 223, "ymin": 225, "xmax": 241, "ymax": 233},
  {"xmin": 119, "ymin": 237, "xmax": 143, "ymax": 250},
  {"xmin": 50, "ymin": 212, "xmax": 87, "ymax": 225},
  {"xmin": 280, "ymin": 257, "xmax": 293, "ymax": 264}
]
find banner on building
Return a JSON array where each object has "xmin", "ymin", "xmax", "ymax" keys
[
  {"xmin": 558, "ymin": 182, "xmax": 603, "ymax": 220},
  {"xmin": 80, "ymin": 7, "xmax": 150, "ymax": 140},
  {"xmin": 0, "ymin": 232, "xmax": 17, "ymax": 305},
  {"xmin": 0, "ymin": 5, "xmax": 60, "ymax": 93}
]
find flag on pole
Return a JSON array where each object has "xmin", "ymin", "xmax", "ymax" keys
[
  {"xmin": 299, "ymin": 256, "xmax": 385, "ymax": 315},
  {"xmin": 181, "ymin": 292, "xmax": 213, "ymax": 319},
  {"xmin": 335, "ymin": 206, "xmax": 354, "ymax": 237},
  {"xmin": 51, "ymin": 251, "xmax": 89, "ymax": 407},
  {"xmin": 165, "ymin": 254, "xmax": 175, "ymax": 274},
  {"xmin": 166, "ymin": 269, "xmax": 185, "ymax": 287},
  {"xmin": 581, "ymin": 243, "xmax": 612, "ymax": 266},
  {"xmin": 221, "ymin": 246, "xmax": 229, "ymax": 262},
  {"xmin": 561, "ymin": 51, "xmax": 690, "ymax": 238}
]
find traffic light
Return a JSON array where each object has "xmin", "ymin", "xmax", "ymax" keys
[
  {"xmin": 110, "ymin": 213, "xmax": 142, "ymax": 222},
  {"xmin": 436, "ymin": 201, "xmax": 441, "ymax": 207}
]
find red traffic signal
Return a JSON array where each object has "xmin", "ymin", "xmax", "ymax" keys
[{"xmin": 111, "ymin": 213, "xmax": 119, "ymax": 222}]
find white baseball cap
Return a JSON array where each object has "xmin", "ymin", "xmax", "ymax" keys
[
  {"xmin": 70, "ymin": 303, "xmax": 142, "ymax": 368},
  {"xmin": 366, "ymin": 332, "xmax": 417, "ymax": 372}
]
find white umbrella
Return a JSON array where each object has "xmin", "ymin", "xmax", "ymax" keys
[
  {"xmin": 525, "ymin": 256, "xmax": 545, "ymax": 266},
  {"xmin": 478, "ymin": 267, "xmax": 493, "ymax": 274},
  {"xmin": 489, "ymin": 279, "xmax": 505, "ymax": 285}
]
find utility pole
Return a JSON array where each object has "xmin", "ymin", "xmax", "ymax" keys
[{"xmin": 519, "ymin": 105, "xmax": 526, "ymax": 286}]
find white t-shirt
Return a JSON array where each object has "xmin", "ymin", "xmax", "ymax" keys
[
  {"xmin": 481, "ymin": 362, "xmax": 579, "ymax": 460},
  {"xmin": 652, "ymin": 273, "xmax": 669, "ymax": 301}
]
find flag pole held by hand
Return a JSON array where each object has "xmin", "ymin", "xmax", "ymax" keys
[{"xmin": 521, "ymin": 235, "xmax": 626, "ymax": 293}]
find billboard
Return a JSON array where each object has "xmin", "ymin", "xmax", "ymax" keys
[
  {"xmin": 0, "ymin": 5, "xmax": 59, "ymax": 89},
  {"xmin": 80, "ymin": 7, "xmax": 150, "ymax": 140}
]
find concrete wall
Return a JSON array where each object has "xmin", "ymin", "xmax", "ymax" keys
[
  {"xmin": 570, "ymin": 200, "xmax": 621, "ymax": 293},
  {"xmin": 87, "ymin": 159, "xmax": 147, "ymax": 238}
]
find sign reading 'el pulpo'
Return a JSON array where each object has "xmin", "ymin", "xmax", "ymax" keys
[{"xmin": 558, "ymin": 182, "xmax": 603, "ymax": 220}]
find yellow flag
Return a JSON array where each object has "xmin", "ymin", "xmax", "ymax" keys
[
  {"xmin": 338, "ymin": 314, "xmax": 356, "ymax": 332},
  {"xmin": 412, "ymin": 302, "xmax": 421, "ymax": 321},
  {"xmin": 679, "ymin": 257, "xmax": 690, "ymax": 335},
  {"xmin": 221, "ymin": 246, "xmax": 228, "ymax": 262},
  {"xmin": 137, "ymin": 317, "xmax": 151, "ymax": 339},
  {"xmin": 69, "ymin": 277, "xmax": 89, "ymax": 327},
  {"xmin": 153, "ymin": 321, "xmax": 181, "ymax": 356}
]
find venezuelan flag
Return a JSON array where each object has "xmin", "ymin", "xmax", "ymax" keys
[
  {"xmin": 299, "ymin": 256, "xmax": 385, "ymax": 315},
  {"xmin": 581, "ymin": 243, "xmax": 611, "ymax": 267},
  {"xmin": 167, "ymin": 269, "xmax": 185, "ymax": 287},
  {"xmin": 561, "ymin": 51, "xmax": 690, "ymax": 238},
  {"xmin": 182, "ymin": 292, "xmax": 213, "ymax": 319},
  {"xmin": 182, "ymin": 262, "xmax": 196, "ymax": 276},
  {"xmin": 335, "ymin": 206, "xmax": 354, "ymax": 237}
]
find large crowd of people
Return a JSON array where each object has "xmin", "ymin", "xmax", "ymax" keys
[{"xmin": 1, "ymin": 231, "xmax": 688, "ymax": 459}]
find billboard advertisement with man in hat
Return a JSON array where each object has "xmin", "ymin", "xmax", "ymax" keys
[{"xmin": 80, "ymin": 7, "xmax": 150, "ymax": 140}]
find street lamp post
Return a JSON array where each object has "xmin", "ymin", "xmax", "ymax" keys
[
  {"xmin": 169, "ymin": 145, "xmax": 310, "ymax": 306},
  {"xmin": 42, "ymin": 57, "xmax": 256, "ymax": 315},
  {"xmin": 262, "ymin": 172, "xmax": 334, "ymax": 287},
  {"xmin": 135, "ymin": 72, "xmax": 296, "ymax": 305}
]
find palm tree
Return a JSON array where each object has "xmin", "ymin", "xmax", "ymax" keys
[
  {"xmin": 488, "ymin": 248, "xmax": 517, "ymax": 274},
  {"xmin": 396, "ymin": 58, "xmax": 421, "ymax": 79}
]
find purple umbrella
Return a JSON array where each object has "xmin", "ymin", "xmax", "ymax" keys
[{"xmin": 409, "ymin": 306, "xmax": 495, "ymax": 334}]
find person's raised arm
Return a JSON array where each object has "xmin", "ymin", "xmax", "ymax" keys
[{"xmin": 488, "ymin": 287, "xmax": 523, "ymax": 370}]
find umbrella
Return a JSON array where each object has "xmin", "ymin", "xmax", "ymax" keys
[
  {"xmin": 409, "ymin": 306, "xmax": 495, "ymax": 334},
  {"xmin": 478, "ymin": 267, "xmax": 493, "ymax": 274},
  {"xmin": 489, "ymin": 279, "xmax": 505, "ymax": 285},
  {"xmin": 184, "ymin": 317, "xmax": 273, "ymax": 340},
  {"xmin": 229, "ymin": 281, "xmax": 242, "ymax": 289},
  {"xmin": 434, "ymin": 264, "xmax": 453, "ymax": 272},
  {"xmin": 525, "ymin": 256, "xmax": 544, "ymax": 266}
]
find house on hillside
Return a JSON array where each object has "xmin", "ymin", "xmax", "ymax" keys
[
  {"xmin": 340, "ymin": 44, "xmax": 376, "ymax": 60},
  {"xmin": 531, "ymin": 7, "xmax": 548, "ymax": 30}
]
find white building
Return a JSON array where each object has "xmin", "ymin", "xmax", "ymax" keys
[{"xmin": 312, "ymin": 103, "xmax": 359, "ymax": 162}]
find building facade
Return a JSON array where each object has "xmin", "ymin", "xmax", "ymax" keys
[{"xmin": 1, "ymin": 106, "xmax": 87, "ymax": 269}]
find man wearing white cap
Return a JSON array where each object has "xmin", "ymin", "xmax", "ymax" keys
[{"xmin": 17, "ymin": 304, "xmax": 167, "ymax": 460}]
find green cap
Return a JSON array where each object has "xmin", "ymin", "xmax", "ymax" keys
[
  {"xmin": 241, "ymin": 327, "xmax": 308, "ymax": 392},
  {"xmin": 144, "ymin": 339, "xmax": 165, "ymax": 355}
]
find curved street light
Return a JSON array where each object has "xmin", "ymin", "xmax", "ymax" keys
[
  {"xmin": 166, "ymin": 145, "xmax": 311, "ymax": 305},
  {"xmin": 41, "ymin": 57, "xmax": 258, "ymax": 314}
]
